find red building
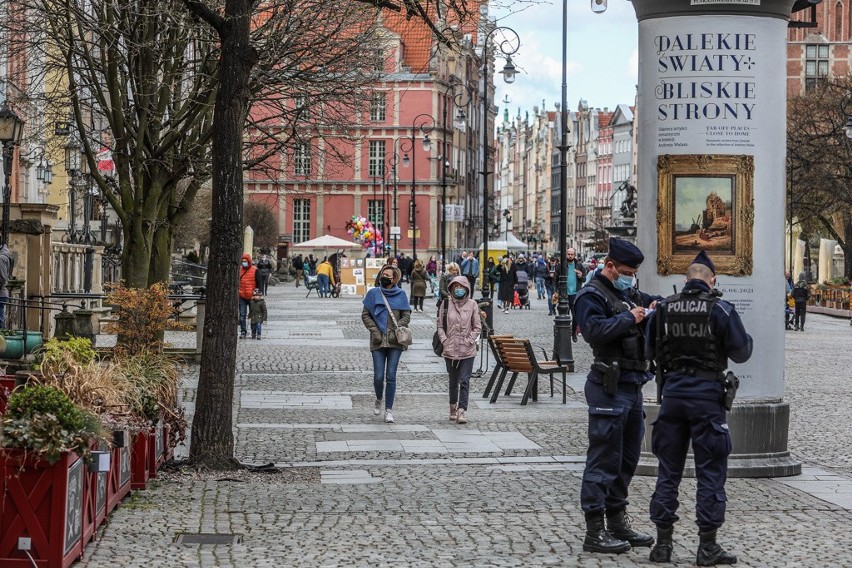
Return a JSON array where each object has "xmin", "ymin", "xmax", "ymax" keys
[
  {"xmin": 595, "ymin": 111, "xmax": 614, "ymax": 235},
  {"xmin": 245, "ymin": 10, "xmax": 485, "ymax": 261},
  {"xmin": 788, "ymin": 1, "xmax": 852, "ymax": 94}
]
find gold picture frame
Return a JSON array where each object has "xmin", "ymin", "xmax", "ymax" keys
[{"xmin": 657, "ymin": 154, "xmax": 754, "ymax": 276}]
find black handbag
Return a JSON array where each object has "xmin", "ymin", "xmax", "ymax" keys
[{"xmin": 432, "ymin": 300, "xmax": 448, "ymax": 356}]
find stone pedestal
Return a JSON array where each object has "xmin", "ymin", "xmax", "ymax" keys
[{"xmin": 630, "ymin": 0, "xmax": 801, "ymax": 477}]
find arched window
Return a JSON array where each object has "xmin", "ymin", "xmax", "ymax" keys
[{"xmin": 836, "ymin": 1, "xmax": 843, "ymax": 40}]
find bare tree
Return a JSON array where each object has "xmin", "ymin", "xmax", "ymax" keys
[
  {"xmin": 787, "ymin": 79, "xmax": 852, "ymax": 278},
  {"xmin": 243, "ymin": 201, "xmax": 277, "ymax": 251}
]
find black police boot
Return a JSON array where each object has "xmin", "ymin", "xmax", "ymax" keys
[
  {"xmin": 696, "ymin": 529, "xmax": 737, "ymax": 566},
  {"xmin": 606, "ymin": 509, "xmax": 654, "ymax": 547},
  {"xmin": 583, "ymin": 512, "xmax": 631, "ymax": 554},
  {"xmin": 649, "ymin": 526, "xmax": 674, "ymax": 563}
]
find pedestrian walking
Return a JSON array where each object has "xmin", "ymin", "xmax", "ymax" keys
[
  {"xmin": 645, "ymin": 251, "xmax": 753, "ymax": 565},
  {"xmin": 534, "ymin": 255, "xmax": 548, "ymax": 299},
  {"xmin": 238, "ymin": 253, "xmax": 261, "ymax": 339},
  {"xmin": 438, "ymin": 262, "xmax": 461, "ymax": 306},
  {"xmin": 316, "ymin": 257, "xmax": 335, "ymax": 298},
  {"xmin": 410, "ymin": 259, "xmax": 428, "ymax": 312},
  {"xmin": 256, "ymin": 253, "xmax": 274, "ymax": 295},
  {"xmin": 362, "ymin": 265, "xmax": 411, "ymax": 424},
  {"xmin": 292, "ymin": 255, "xmax": 304, "ymax": 288},
  {"xmin": 307, "ymin": 254, "xmax": 317, "ymax": 276},
  {"xmin": 249, "ymin": 288, "xmax": 268, "ymax": 340},
  {"xmin": 497, "ymin": 256, "xmax": 514, "ymax": 313},
  {"xmin": 426, "ymin": 255, "xmax": 438, "ymax": 277},
  {"xmin": 436, "ymin": 276, "xmax": 481, "ymax": 425},
  {"xmin": 545, "ymin": 257, "xmax": 559, "ymax": 316},
  {"xmin": 563, "ymin": 248, "xmax": 587, "ymax": 341},
  {"xmin": 791, "ymin": 278, "xmax": 810, "ymax": 331},
  {"xmin": 460, "ymin": 251, "xmax": 479, "ymax": 291},
  {"xmin": 574, "ymin": 237, "xmax": 658, "ymax": 554},
  {"xmin": 485, "ymin": 257, "xmax": 498, "ymax": 296}
]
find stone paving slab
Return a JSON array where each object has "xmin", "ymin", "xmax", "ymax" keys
[{"xmin": 79, "ymin": 283, "xmax": 852, "ymax": 567}]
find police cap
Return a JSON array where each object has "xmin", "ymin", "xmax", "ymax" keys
[
  {"xmin": 607, "ymin": 237, "xmax": 644, "ymax": 269},
  {"xmin": 690, "ymin": 250, "xmax": 716, "ymax": 275}
]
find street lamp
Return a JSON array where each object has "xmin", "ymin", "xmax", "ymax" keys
[
  {"xmin": 553, "ymin": 0, "xmax": 578, "ymax": 369},
  {"xmin": 401, "ymin": 113, "xmax": 436, "ymax": 262},
  {"xmin": 0, "ymin": 104, "xmax": 25, "ymax": 247},
  {"xmin": 388, "ymin": 145, "xmax": 403, "ymax": 258},
  {"xmin": 480, "ymin": 25, "xmax": 520, "ymax": 310},
  {"xmin": 440, "ymin": 80, "xmax": 473, "ymax": 272}
]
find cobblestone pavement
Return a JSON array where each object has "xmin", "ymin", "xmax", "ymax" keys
[{"xmin": 81, "ymin": 282, "xmax": 852, "ymax": 567}]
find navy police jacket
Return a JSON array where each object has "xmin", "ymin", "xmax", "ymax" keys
[
  {"xmin": 575, "ymin": 272, "xmax": 660, "ymax": 386},
  {"xmin": 645, "ymin": 279, "xmax": 753, "ymax": 401}
]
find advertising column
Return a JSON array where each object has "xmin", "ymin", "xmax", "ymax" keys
[{"xmin": 631, "ymin": 0, "xmax": 800, "ymax": 476}]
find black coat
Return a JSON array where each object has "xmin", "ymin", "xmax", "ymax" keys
[{"xmin": 497, "ymin": 264, "xmax": 514, "ymax": 303}]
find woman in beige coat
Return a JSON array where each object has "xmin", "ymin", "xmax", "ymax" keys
[{"xmin": 436, "ymin": 276, "xmax": 481, "ymax": 424}]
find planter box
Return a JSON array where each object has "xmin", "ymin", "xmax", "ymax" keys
[
  {"xmin": 0, "ymin": 374, "xmax": 16, "ymax": 415},
  {"xmin": 81, "ymin": 442, "xmax": 104, "ymax": 548},
  {"xmin": 148, "ymin": 420, "xmax": 173, "ymax": 478},
  {"xmin": 106, "ymin": 442, "xmax": 131, "ymax": 514},
  {"xmin": 0, "ymin": 450, "xmax": 86, "ymax": 568},
  {"xmin": 130, "ymin": 429, "xmax": 153, "ymax": 490}
]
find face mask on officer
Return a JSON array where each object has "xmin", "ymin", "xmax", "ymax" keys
[{"xmin": 611, "ymin": 263, "xmax": 636, "ymax": 291}]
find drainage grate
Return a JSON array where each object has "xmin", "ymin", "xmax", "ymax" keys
[{"xmin": 174, "ymin": 533, "xmax": 243, "ymax": 545}]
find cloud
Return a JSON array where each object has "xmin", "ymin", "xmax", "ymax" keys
[{"xmin": 491, "ymin": 0, "xmax": 639, "ymax": 116}]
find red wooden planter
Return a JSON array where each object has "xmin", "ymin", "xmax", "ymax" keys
[
  {"xmin": 130, "ymin": 429, "xmax": 153, "ymax": 490},
  {"xmin": 0, "ymin": 374, "xmax": 17, "ymax": 414},
  {"xmin": 0, "ymin": 450, "xmax": 86, "ymax": 568},
  {"xmin": 106, "ymin": 441, "xmax": 131, "ymax": 514},
  {"xmin": 147, "ymin": 421, "xmax": 169, "ymax": 478}
]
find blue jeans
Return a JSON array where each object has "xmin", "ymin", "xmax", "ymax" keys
[
  {"xmin": 535, "ymin": 276, "xmax": 546, "ymax": 299},
  {"xmin": 372, "ymin": 347, "xmax": 402, "ymax": 410},
  {"xmin": 318, "ymin": 274, "xmax": 330, "ymax": 297},
  {"xmin": 239, "ymin": 298, "xmax": 250, "ymax": 335},
  {"xmin": 251, "ymin": 322, "xmax": 262, "ymax": 337}
]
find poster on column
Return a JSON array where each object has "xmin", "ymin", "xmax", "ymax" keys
[{"xmin": 638, "ymin": 16, "xmax": 788, "ymax": 399}]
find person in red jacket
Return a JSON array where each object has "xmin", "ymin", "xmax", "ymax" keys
[{"xmin": 238, "ymin": 253, "xmax": 260, "ymax": 338}]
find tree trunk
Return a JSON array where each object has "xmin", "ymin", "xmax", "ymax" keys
[
  {"xmin": 190, "ymin": 0, "xmax": 257, "ymax": 470},
  {"xmin": 149, "ymin": 224, "xmax": 174, "ymax": 286},
  {"xmin": 121, "ymin": 217, "xmax": 154, "ymax": 289}
]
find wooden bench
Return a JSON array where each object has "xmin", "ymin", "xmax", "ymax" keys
[
  {"xmin": 482, "ymin": 335, "xmax": 513, "ymax": 400},
  {"xmin": 485, "ymin": 336, "xmax": 569, "ymax": 405}
]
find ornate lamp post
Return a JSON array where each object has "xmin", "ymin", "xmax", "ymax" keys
[
  {"xmin": 401, "ymin": 113, "xmax": 436, "ymax": 261},
  {"xmin": 441, "ymin": 80, "xmax": 472, "ymax": 272},
  {"xmin": 64, "ymin": 140, "xmax": 87, "ymax": 244},
  {"xmin": 480, "ymin": 25, "xmax": 519, "ymax": 306},
  {"xmin": 0, "ymin": 104, "xmax": 25, "ymax": 247}
]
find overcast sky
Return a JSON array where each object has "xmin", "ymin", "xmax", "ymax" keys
[{"xmin": 490, "ymin": 0, "xmax": 639, "ymax": 121}]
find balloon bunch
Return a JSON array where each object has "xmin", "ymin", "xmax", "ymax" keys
[{"xmin": 346, "ymin": 215, "xmax": 385, "ymax": 251}]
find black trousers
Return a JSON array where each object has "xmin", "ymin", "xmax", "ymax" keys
[{"xmin": 794, "ymin": 302, "xmax": 806, "ymax": 330}]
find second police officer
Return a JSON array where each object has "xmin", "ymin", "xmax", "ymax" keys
[
  {"xmin": 645, "ymin": 251, "xmax": 753, "ymax": 565},
  {"xmin": 574, "ymin": 237, "xmax": 660, "ymax": 554}
]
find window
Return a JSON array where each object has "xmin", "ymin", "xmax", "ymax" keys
[
  {"xmin": 368, "ymin": 199, "xmax": 385, "ymax": 234},
  {"xmin": 373, "ymin": 48, "xmax": 385, "ymax": 72},
  {"xmin": 368, "ymin": 140, "xmax": 386, "ymax": 177},
  {"xmin": 294, "ymin": 143, "xmax": 311, "ymax": 176},
  {"xmin": 805, "ymin": 44, "xmax": 830, "ymax": 90},
  {"xmin": 369, "ymin": 93, "xmax": 386, "ymax": 122},
  {"xmin": 835, "ymin": 2, "xmax": 843, "ymax": 41},
  {"xmin": 295, "ymin": 95, "xmax": 309, "ymax": 120},
  {"xmin": 293, "ymin": 199, "xmax": 310, "ymax": 243}
]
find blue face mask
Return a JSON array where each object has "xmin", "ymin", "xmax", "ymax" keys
[
  {"xmin": 613, "ymin": 274, "xmax": 635, "ymax": 291},
  {"xmin": 453, "ymin": 288, "xmax": 468, "ymax": 299}
]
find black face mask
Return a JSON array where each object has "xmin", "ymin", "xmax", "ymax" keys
[{"xmin": 380, "ymin": 277, "xmax": 393, "ymax": 287}]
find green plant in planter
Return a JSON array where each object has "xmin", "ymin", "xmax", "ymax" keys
[
  {"xmin": 1, "ymin": 385, "xmax": 104, "ymax": 463},
  {"xmin": 34, "ymin": 336, "xmax": 97, "ymax": 373}
]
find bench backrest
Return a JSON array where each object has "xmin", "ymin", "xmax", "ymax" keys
[{"xmin": 496, "ymin": 338, "xmax": 533, "ymax": 373}]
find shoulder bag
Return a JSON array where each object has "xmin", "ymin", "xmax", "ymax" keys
[
  {"xmin": 380, "ymin": 290, "xmax": 413, "ymax": 347},
  {"xmin": 432, "ymin": 300, "xmax": 449, "ymax": 356}
]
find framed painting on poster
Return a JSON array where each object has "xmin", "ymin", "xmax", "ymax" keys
[{"xmin": 657, "ymin": 154, "xmax": 754, "ymax": 276}]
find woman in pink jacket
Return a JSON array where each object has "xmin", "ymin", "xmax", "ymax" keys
[{"xmin": 436, "ymin": 276, "xmax": 482, "ymax": 424}]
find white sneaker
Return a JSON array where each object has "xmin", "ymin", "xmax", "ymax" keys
[
  {"xmin": 374, "ymin": 399, "xmax": 382, "ymax": 416},
  {"xmin": 384, "ymin": 409, "xmax": 395, "ymax": 423}
]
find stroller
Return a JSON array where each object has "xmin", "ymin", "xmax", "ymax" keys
[
  {"xmin": 785, "ymin": 295, "xmax": 795, "ymax": 330},
  {"xmin": 513, "ymin": 270, "xmax": 531, "ymax": 309}
]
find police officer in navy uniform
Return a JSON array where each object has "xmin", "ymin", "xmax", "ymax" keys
[
  {"xmin": 575, "ymin": 237, "xmax": 659, "ymax": 554},
  {"xmin": 645, "ymin": 251, "xmax": 753, "ymax": 565}
]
